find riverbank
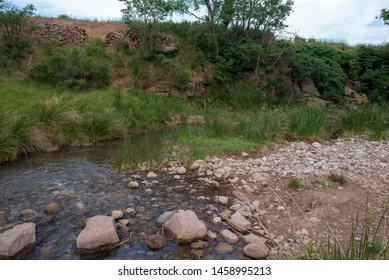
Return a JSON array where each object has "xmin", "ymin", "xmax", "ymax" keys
[{"xmin": 1, "ymin": 79, "xmax": 389, "ymax": 164}]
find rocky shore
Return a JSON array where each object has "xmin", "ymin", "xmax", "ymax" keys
[{"xmin": 1, "ymin": 137, "xmax": 388, "ymax": 259}]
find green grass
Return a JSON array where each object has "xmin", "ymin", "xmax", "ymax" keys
[
  {"xmin": 1, "ymin": 79, "xmax": 389, "ymax": 164},
  {"xmin": 328, "ymin": 172, "xmax": 346, "ymax": 185},
  {"xmin": 288, "ymin": 178, "xmax": 305, "ymax": 190}
]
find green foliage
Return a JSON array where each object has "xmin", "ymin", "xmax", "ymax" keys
[
  {"xmin": 0, "ymin": 1, "xmax": 35, "ymax": 62},
  {"xmin": 158, "ymin": 54, "xmax": 191, "ymax": 90},
  {"xmin": 288, "ymin": 106, "xmax": 330, "ymax": 139},
  {"xmin": 328, "ymin": 173, "xmax": 346, "ymax": 185},
  {"xmin": 342, "ymin": 105, "xmax": 389, "ymax": 139},
  {"xmin": 288, "ymin": 178, "xmax": 305, "ymax": 190},
  {"xmin": 379, "ymin": 8, "xmax": 389, "ymax": 26},
  {"xmin": 284, "ymin": 42, "xmax": 348, "ymax": 103},
  {"xmin": 30, "ymin": 40, "xmax": 110, "ymax": 90}
]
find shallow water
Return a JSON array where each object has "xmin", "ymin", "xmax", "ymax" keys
[{"xmin": 0, "ymin": 131, "xmax": 244, "ymax": 260}]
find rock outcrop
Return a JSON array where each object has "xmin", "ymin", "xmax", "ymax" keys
[
  {"xmin": 76, "ymin": 215, "xmax": 119, "ymax": 254},
  {"xmin": 40, "ymin": 23, "xmax": 87, "ymax": 46},
  {"xmin": 163, "ymin": 210, "xmax": 207, "ymax": 243},
  {"xmin": 0, "ymin": 223, "xmax": 36, "ymax": 259}
]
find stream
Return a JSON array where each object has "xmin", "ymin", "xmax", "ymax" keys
[{"xmin": 0, "ymin": 130, "xmax": 244, "ymax": 260}]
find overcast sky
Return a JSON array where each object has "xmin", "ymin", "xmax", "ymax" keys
[{"xmin": 12, "ymin": 0, "xmax": 389, "ymax": 45}]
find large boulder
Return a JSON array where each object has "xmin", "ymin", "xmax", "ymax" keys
[
  {"xmin": 0, "ymin": 223, "xmax": 36, "ymax": 259},
  {"xmin": 76, "ymin": 215, "xmax": 119, "ymax": 254},
  {"xmin": 344, "ymin": 86, "xmax": 369, "ymax": 105},
  {"xmin": 301, "ymin": 77, "xmax": 320, "ymax": 96},
  {"xmin": 163, "ymin": 210, "xmax": 207, "ymax": 244}
]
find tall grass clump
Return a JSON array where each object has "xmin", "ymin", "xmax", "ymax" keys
[
  {"xmin": 239, "ymin": 108, "xmax": 288, "ymax": 142},
  {"xmin": 0, "ymin": 111, "xmax": 40, "ymax": 162},
  {"xmin": 288, "ymin": 106, "xmax": 330, "ymax": 139},
  {"xmin": 35, "ymin": 96, "xmax": 79, "ymax": 126},
  {"xmin": 343, "ymin": 105, "xmax": 389, "ymax": 139}
]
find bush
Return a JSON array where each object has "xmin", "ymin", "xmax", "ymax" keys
[{"xmin": 30, "ymin": 40, "xmax": 110, "ymax": 90}]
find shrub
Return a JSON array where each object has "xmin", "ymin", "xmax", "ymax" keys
[{"xmin": 30, "ymin": 41, "xmax": 110, "ymax": 90}]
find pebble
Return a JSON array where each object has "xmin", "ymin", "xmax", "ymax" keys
[
  {"xmin": 207, "ymin": 231, "xmax": 217, "ymax": 240},
  {"xmin": 147, "ymin": 172, "xmax": 158, "ymax": 178},
  {"xmin": 212, "ymin": 216, "xmax": 222, "ymax": 225},
  {"xmin": 128, "ymin": 181, "xmax": 139, "ymax": 188},
  {"xmin": 218, "ymin": 196, "xmax": 228, "ymax": 205},
  {"xmin": 112, "ymin": 210, "xmax": 123, "ymax": 220},
  {"xmin": 176, "ymin": 167, "xmax": 187, "ymax": 175},
  {"xmin": 220, "ymin": 229, "xmax": 239, "ymax": 244}
]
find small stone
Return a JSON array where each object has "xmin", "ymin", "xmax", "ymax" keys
[
  {"xmin": 219, "ymin": 210, "xmax": 232, "ymax": 221},
  {"xmin": 174, "ymin": 175, "xmax": 181, "ymax": 180},
  {"xmin": 221, "ymin": 229, "xmax": 239, "ymax": 244},
  {"xmin": 207, "ymin": 231, "xmax": 217, "ymax": 240},
  {"xmin": 229, "ymin": 177, "xmax": 239, "ymax": 184},
  {"xmin": 147, "ymin": 172, "xmax": 158, "ymax": 178},
  {"xmin": 277, "ymin": 206, "xmax": 286, "ymax": 212},
  {"xmin": 191, "ymin": 240, "xmax": 208, "ymax": 249},
  {"xmin": 215, "ymin": 242, "xmax": 234, "ymax": 254},
  {"xmin": 242, "ymin": 152, "xmax": 249, "ymax": 157},
  {"xmin": 146, "ymin": 235, "xmax": 167, "ymax": 250},
  {"xmin": 191, "ymin": 249, "xmax": 205, "ymax": 258},
  {"xmin": 312, "ymin": 142, "xmax": 322, "ymax": 149},
  {"xmin": 44, "ymin": 202, "xmax": 60, "ymax": 214},
  {"xmin": 243, "ymin": 243, "xmax": 269, "ymax": 259},
  {"xmin": 125, "ymin": 208, "xmax": 135, "ymax": 215},
  {"xmin": 112, "ymin": 210, "xmax": 123, "ymax": 220},
  {"xmin": 128, "ymin": 181, "xmax": 139, "ymax": 188},
  {"xmin": 309, "ymin": 217, "xmax": 320, "ymax": 223},
  {"xmin": 212, "ymin": 217, "xmax": 222, "ymax": 225},
  {"xmin": 229, "ymin": 204, "xmax": 241, "ymax": 211},
  {"xmin": 218, "ymin": 196, "xmax": 228, "ymax": 205},
  {"xmin": 118, "ymin": 219, "xmax": 129, "ymax": 226},
  {"xmin": 176, "ymin": 167, "xmax": 187, "ymax": 175},
  {"xmin": 243, "ymin": 234, "xmax": 267, "ymax": 245}
]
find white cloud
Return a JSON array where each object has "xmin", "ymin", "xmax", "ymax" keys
[
  {"xmin": 286, "ymin": 0, "xmax": 388, "ymax": 44},
  {"xmin": 12, "ymin": 0, "xmax": 389, "ymax": 44}
]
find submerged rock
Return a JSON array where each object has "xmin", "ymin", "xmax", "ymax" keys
[
  {"xmin": 157, "ymin": 211, "xmax": 176, "ymax": 225},
  {"xmin": 163, "ymin": 210, "xmax": 207, "ymax": 244},
  {"xmin": 0, "ymin": 223, "xmax": 36, "ymax": 259},
  {"xmin": 76, "ymin": 215, "xmax": 119, "ymax": 254},
  {"xmin": 215, "ymin": 242, "xmax": 234, "ymax": 254},
  {"xmin": 44, "ymin": 202, "xmax": 60, "ymax": 214},
  {"xmin": 146, "ymin": 235, "xmax": 167, "ymax": 250}
]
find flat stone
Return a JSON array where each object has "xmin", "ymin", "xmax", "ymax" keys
[
  {"xmin": 215, "ymin": 242, "xmax": 234, "ymax": 254},
  {"xmin": 76, "ymin": 215, "xmax": 119, "ymax": 253},
  {"xmin": 242, "ymin": 234, "xmax": 267, "ymax": 245},
  {"xmin": 221, "ymin": 229, "xmax": 239, "ymax": 244},
  {"xmin": 228, "ymin": 213, "xmax": 251, "ymax": 233},
  {"xmin": 163, "ymin": 210, "xmax": 207, "ymax": 244},
  {"xmin": 146, "ymin": 235, "xmax": 167, "ymax": 250},
  {"xmin": 118, "ymin": 219, "xmax": 129, "ymax": 226},
  {"xmin": 242, "ymin": 152, "xmax": 249, "ymax": 157},
  {"xmin": 147, "ymin": 172, "xmax": 158, "ymax": 178},
  {"xmin": 191, "ymin": 240, "xmax": 208, "ymax": 249},
  {"xmin": 243, "ymin": 243, "xmax": 269, "ymax": 259},
  {"xmin": 0, "ymin": 223, "xmax": 36, "ymax": 259},
  {"xmin": 125, "ymin": 208, "xmax": 135, "ymax": 215}
]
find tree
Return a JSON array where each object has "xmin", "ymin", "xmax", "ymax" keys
[
  {"xmin": 0, "ymin": 0, "xmax": 35, "ymax": 42},
  {"xmin": 119, "ymin": 0, "xmax": 176, "ymax": 57},
  {"xmin": 379, "ymin": 8, "xmax": 389, "ymax": 26},
  {"xmin": 0, "ymin": 0, "xmax": 35, "ymax": 61}
]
